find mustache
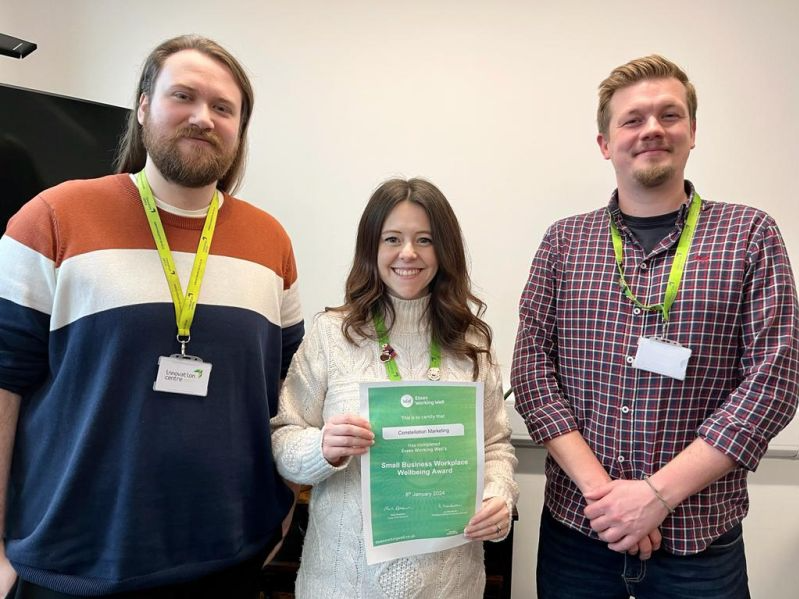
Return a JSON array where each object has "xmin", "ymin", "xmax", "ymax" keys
[{"xmin": 173, "ymin": 126, "xmax": 223, "ymax": 149}]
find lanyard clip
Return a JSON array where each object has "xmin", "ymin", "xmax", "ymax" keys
[{"xmin": 177, "ymin": 334, "xmax": 191, "ymax": 356}]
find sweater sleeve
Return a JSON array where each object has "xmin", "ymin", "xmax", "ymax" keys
[
  {"xmin": 0, "ymin": 197, "xmax": 57, "ymax": 394},
  {"xmin": 271, "ymin": 314, "xmax": 349, "ymax": 485},
  {"xmin": 278, "ymin": 241, "xmax": 304, "ymax": 380},
  {"xmin": 481, "ymin": 351, "xmax": 519, "ymax": 540}
]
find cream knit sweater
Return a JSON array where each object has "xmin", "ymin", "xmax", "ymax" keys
[{"xmin": 271, "ymin": 296, "xmax": 518, "ymax": 599}]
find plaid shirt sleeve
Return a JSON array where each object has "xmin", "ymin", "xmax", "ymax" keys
[
  {"xmin": 510, "ymin": 223, "xmax": 579, "ymax": 443},
  {"xmin": 696, "ymin": 217, "xmax": 799, "ymax": 470}
]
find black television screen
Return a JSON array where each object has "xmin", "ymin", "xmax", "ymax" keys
[{"xmin": 0, "ymin": 83, "xmax": 130, "ymax": 232}]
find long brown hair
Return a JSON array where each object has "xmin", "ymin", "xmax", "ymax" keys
[
  {"xmin": 114, "ymin": 34, "xmax": 254, "ymax": 194},
  {"xmin": 334, "ymin": 178, "xmax": 492, "ymax": 379}
]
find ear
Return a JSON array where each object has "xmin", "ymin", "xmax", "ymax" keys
[
  {"xmin": 597, "ymin": 133, "xmax": 611, "ymax": 160},
  {"xmin": 689, "ymin": 118, "xmax": 697, "ymax": 149},
  {"xmin": 137, "ymin": 93, "xmax": 148, "ymax": 126}
]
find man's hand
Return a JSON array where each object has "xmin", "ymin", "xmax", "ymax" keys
[
  {"xmin": 0, "ymin": 543, "xmax": 17, "ymax": 597},
  {"xmin": 626, "ymin": 528, "xmax": 662, "ymax": 561},
  {"xmin": 0, "ymin": 391, "xmax": 20, "ymax": 597},
  {"xmin": 583, "ymin": 479, "xmax": 670, "ymax": 553}
]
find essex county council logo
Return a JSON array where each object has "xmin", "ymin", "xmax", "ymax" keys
[{"xmin": 400, "ymin": 394, "xmax": 414, "ymax": 408}]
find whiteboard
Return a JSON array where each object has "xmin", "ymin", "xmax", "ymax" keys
[
  {"xmin": 2, "ymin": 1, "xmax": 797, "ymax": 457},
  {"xmin": 769, "ymin": 418, "xmax": 799, "ymax": 458},
  {"xmin": 506, "ymin": 399, "xmax": 798, "ymax": 460}
]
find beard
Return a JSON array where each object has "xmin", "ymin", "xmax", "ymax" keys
[
  {"xmin": 142, "ymin": 119, "xmax": 238, "ymax": 188},
  {"xmin": 633, "ymin": 163, "xmax": 673, "ymax": 188}
]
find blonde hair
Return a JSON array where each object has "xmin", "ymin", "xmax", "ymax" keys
[{"xmin": 597, "ymin": 54, "xmax": 697, "ymax": 137}]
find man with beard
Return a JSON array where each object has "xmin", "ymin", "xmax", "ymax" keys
[
  {"xmin": 0, "ymin": 35, "xmax": 304, "ymax": 598},
  {"xmin": 512, "ymin": 55, "xmax": 797, "ymax": 598}
]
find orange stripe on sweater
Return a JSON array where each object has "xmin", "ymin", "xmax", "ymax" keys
[{"xmin": 6, "ymin": 174, "xmax": 298, "ymax": 287}]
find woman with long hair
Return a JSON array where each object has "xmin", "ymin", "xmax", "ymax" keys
[{"xmin": 271, "ymin": 178, "xmax": 518, "ymax": 598}]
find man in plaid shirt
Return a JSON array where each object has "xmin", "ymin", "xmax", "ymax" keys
[{"xmin": 511, "ymin": 54, "xmax": 798, "ymax": 599}]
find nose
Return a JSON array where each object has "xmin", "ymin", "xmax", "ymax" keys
[
  {"xmin": 188, "ymin": 103, "xmax": 214, "ymax": 131},
  {"xmin": 641, "ymin": 115, "xmax": 664, "ymax": 139},
  {"xmin": 399, "ymin": 241, "xmax": 417, "ymax": 260}
]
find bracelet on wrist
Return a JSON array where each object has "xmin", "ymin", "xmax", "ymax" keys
[{"xmin": 643, "ymin": 476, "xmax": 675, "ymax": 514}]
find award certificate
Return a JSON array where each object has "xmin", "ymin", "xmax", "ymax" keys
[{"xmin": 360, "ymin": 381, "xmax": 484, "ymax": 564}]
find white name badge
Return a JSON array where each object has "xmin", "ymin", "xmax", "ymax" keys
[
  {"xmin": 632, "ymin": 337, "xmax": 692, "ymax": 381},
  {"xmin": 153, "ymin": 355, "xmax": 212, "ymax": 396}
]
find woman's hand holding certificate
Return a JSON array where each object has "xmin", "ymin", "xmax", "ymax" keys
[
  {"xmin": 322, "ymin": 413, "xmax": 375, "ymax": 466},
  {"xmin": 463, "ymin": 496, "xmax": 510, "ymax": 541}
]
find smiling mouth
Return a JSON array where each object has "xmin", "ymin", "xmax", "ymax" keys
[
  {"xmin": 636, "ymin": 148, "xmax": 669, "ymax": 156},
  {"xmin": 393, "ymin": 268, "xmax": 422, "ymax": 276}
]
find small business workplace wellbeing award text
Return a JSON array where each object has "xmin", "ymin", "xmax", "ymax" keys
[{"xmin": 360, "ymin": 381, "xmax": 484, "ymax": 564}]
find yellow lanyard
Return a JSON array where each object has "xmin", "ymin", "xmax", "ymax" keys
[
  {"xmin": 608, "ymin": 192, "xmax": 701, "ymax": 323},
  {"xmin": 373, "ymin": 313, "xmax": 442, "ymax": 381},
  {"xmin": 135, "ymin": 171, "xmax": 219, "ymax": 350}
]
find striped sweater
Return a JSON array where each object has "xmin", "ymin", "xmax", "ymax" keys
[{"xmin": 0, "ymin": 174, "xmax": 303, "ymax": 595}]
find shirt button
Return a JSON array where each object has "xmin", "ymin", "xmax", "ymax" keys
[
  {"xmin": 633, "ymin": 307, "xmax": 642, "ymax": 315},
  {"xmin": 640, "ymin": 262, "xmax": 648, "ymax": 270},
  {"xmin": 625, "ymin": 356, "xmax": 634, "ymax": 364},
  {"xmin": 621, "ymin": 406, "xmax": 630, "ymax": 414},
  {"xmin": 617, "ymin": 455, "xmax": 625, "ymax": 463}
]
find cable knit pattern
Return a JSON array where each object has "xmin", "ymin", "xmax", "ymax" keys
[{"xmin": 272, "ymin": 296, "xmax": 518, "ymax": 599}]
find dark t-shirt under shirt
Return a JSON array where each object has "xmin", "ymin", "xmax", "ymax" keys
[{"xmin": 621, "ymin": 209, "xmax": 679, "ymax": 254}]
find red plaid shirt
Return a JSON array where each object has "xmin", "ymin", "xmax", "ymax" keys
[{"xmin": 511, "ymin": 183, "xmax": 799, "ymax": 555}]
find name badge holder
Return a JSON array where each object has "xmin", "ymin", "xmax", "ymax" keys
[
  {"xmin": 153, "ymin": 335, "xmax": 213, "ymax": 396},
  {"xmin": 633, "ymin": 336, "xmax": 692, "ymax": 381}
]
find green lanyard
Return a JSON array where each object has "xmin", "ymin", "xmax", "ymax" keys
[
  {"xmin": 135, "ymin": 171, "xmax": 219, "ymax": 351},
  {"xmin": 373, "ymin": 313, "xmax": 441, "ymax": 381},
  {"xmin": 609, "ymin": 192, "xmax": 701, "ymax": 322}
]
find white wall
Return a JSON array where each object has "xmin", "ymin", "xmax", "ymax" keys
[{"xmin": 3, "ymin": 2, "xmax": 798, "ymax": 597}]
